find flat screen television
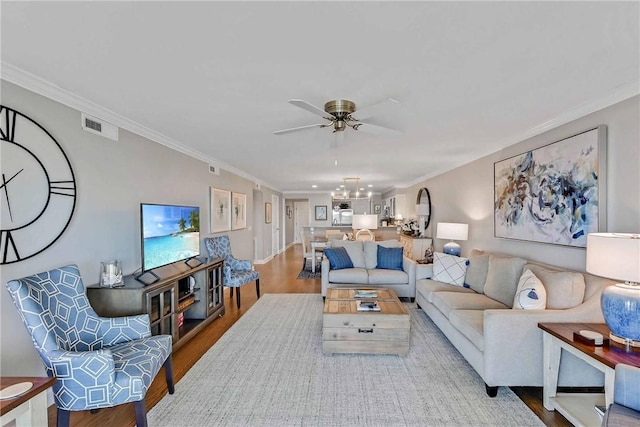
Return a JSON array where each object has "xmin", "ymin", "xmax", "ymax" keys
[{"xmin": 140, "ymin": 203, "xmax": 200, "ymax": 272}]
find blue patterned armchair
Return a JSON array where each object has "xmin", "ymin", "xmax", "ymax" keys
[
  {"xmin": 5, "ymin": 265, "xmax": 174, "ymax": 427},
  {"xmin": 204, "ymin": 235, "xmax": 260, "ymax": 309}
]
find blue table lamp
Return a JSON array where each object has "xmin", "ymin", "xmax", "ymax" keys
[
  {"xmin": 586, "ymin": 233, "xmax": 640, "ymax": 348},
  {"xmin": 436, "ymin": 222, "xmax": 468, "ymax": 257}
]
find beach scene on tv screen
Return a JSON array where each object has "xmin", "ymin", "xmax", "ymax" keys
[{"xmin": 142, "ymin": 205, "xmax": 200, "ymax": 270}]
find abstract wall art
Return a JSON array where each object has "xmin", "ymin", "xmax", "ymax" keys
[{"xmin": 494, "ymin": 126, "xmax": 607, "ymax": 247}]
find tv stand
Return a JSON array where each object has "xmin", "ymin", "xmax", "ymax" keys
[{"xmin": 87, "ymin": 257, "xmax": 225, "ymax": 350}]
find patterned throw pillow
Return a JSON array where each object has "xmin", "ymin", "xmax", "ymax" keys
[
  {"xmin": 433, "ymin": 252, "xmax": 469, "ymax": 286},
  {"xmin": 324, "ymin": 247, "xmax": 354, "ymax": 270},
  {"xmin": 376, "ymin": 246, "xmax": 403, "ymax": 270},
  {"xmin": 513, "ymin": 269, "xmax": 547, "ymax": 309}
]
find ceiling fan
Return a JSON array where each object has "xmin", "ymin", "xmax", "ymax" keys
[{"xmin": 273, "ymin": 98, "xmax": 401, "ymax": 135}]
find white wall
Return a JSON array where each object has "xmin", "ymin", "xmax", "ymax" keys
[
  {"xmin": 403, "ymin": 95, "xmax": 640, "ymax": 271},
  {"xmin": 0, "ymin": 81, "xmax": 281, "ymax": 376}
]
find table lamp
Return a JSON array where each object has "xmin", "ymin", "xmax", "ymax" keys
[
  {"xmin": 436, "ymin": 222, "xmax": 468, "ymax": 256},
  {"xmin": 353, "ymin": 214, "xmax": 378, "ymax": 241},
  {"xmin": 586, "ymin": 233, "xmax": 640, "ymax": 347},
  {"xmin": 415, "ymin": 204, "xmax": 430, "ymax": 237}
]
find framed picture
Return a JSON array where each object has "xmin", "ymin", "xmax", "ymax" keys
[
  {"xmin": 494, "ymin": 126, "xmax": 607, "ymax": 248},
  {"xmin": 373, "ymin": 204, "xmax": 381, "ymax": 214},
  {"xmin": 231, "ymin": 192, "xmax": 247, "ymax": 230},
  {"xmin": 315, "ymin": 205, "xmax": 327, "ymax": 221},
  {"xmin": 210, "ymin": 187, "xmax": 231, "ymax": 233},
  {"xmin": 265, "ymin": 202, "xmax": 272, "ymax": 224},
  {"xmin": 286, "ymin": 206, "xmax": 292, "ymax": 218}
]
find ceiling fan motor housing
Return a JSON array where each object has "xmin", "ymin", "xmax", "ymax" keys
[{"xmin": 324, "ymin": 100, "xmax": 356, "ymax": 118}]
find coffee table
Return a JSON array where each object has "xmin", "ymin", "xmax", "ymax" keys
[{"xmin": 323, "ymin": 287, "xmax": 410, "ymax": 355}]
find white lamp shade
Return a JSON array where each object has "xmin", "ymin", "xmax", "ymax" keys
[
  {"xmin": 586, "ymin": 233, "xmax": 640, "ymax": 283},
  {"xmin": 436, "ymin": 222, "xmax": 469, "ymax": 241},
  {"xmin": 415, "ymin": 204, "xmax": 430, "ymax": 216},
  {"xmin": 352, "ymin": 214, "xmax": 378, "ymax": 230}
]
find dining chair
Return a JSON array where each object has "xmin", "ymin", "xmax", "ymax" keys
[
  {"xmin": 204, "ymin": 235, "xmax": 260, "ymax": 309},
  {"xmin": 5, "ymin": 265, "xmax": 174, "ymax": 427},
  {"xmin": 300, "ymin": 231, "xmax": 323, "ymax": 271}
]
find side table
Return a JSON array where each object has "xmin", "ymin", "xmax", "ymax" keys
[
  {"xmin": 1, "ymin": 376, "xmax": 56, "ymax": 427},
  {"xmin": 538, "ymin": 323, "xmax": 640, "ymax": 427}
]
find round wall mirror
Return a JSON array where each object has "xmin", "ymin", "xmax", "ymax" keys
[{"xmin": 416, "ymin": 187, "xmax": 431, "ymax": 230}]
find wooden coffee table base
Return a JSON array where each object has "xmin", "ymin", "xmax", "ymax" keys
[{"xmin": 323, "ymin": 288, "xmax": 410, "ymax": 356}]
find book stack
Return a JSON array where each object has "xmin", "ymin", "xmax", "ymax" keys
[
  {"xmin": 354, "ymin": 290, "xmax": 378, "ymax": 298},
  {"xmin": 357, "ymin": 300, "xmax": 381, "ymax": 312}
]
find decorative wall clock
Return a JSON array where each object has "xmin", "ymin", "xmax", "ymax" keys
[{"xmin": 0, "ymin": 106, "xmax": 77, "ymax": 264}]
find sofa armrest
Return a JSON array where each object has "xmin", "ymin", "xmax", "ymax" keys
[
  {"xmin": 321, "ymin": 257, "xmax": 330, "ymax": 296},
  {"xmin": 482, "ymin": 294, "xmax": 605, "ymax": 387},
  {"xmin": 403, "ymin": 256, "xmax": 416, "ymax": 285}
]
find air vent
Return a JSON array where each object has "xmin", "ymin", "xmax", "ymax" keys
[
  {"xmin": 208, "ymin": 164, "xmax": 220, "ymax": 175},
  {"xmin": 81, "ymin": 113, "xmax": 119, "ymax": 141}
]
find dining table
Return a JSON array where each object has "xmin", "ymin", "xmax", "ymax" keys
[{"xmin": 310, "ymin": 237, "xmax": 328, "ymax": 273}]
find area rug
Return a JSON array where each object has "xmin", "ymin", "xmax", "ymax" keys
[
  {"xmin": 296, "ymin": 260, "xmax": 321, "ymax": 279},
  {"xmin": 148, "ymin": 294, "xmax": 544, "ymax": 426}
]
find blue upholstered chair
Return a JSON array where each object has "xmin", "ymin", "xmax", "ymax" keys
[
  {"xmin": 5, "ymin": 265, "xmax": 174, "ymax": 427},
  {"xmin": 204, "ymin": 235, "xmax": 260, "ymax": 309},
  {"xmin": 602, "ymin": 364, "xmax": 640, "ymax": 426}
]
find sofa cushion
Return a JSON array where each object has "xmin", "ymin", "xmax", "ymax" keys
[
  {"xmin": 377, "ymin": 246, "xmax": 403, "ymax": 270},
  {"xmin": 513, "ymin": 269, "xmax": 547, "ymax": 310},
  {"xmin": 328, "ymin": 268, "xmax": 368, "ymax": 285},
  {"xmin": 483, "ymin": 255, "xmax": 527, "ymax": 307},
  {"xmin": 330, "ymin": 240, "xmax": 365, "ymax": 268},
  {"xmin": 431, "ymin": 291, "xmax": 508, "ymax": 319},
  {"xmin": 433, "ymin": 252, "xmax": 469, "ymax": 286},
  {"xmin": 526, "ymin": 264, "xmax": 586, "ymax": 309},
  {"xmin": 416, "ymin": 279, "xmax": 475, "ymax": 303},
  {"xmin": 449, "ymin": 309, "xmax": 485, "ymax": 351},
  {"xmin": 464, "ymin": 249, "xmax": 490, "ymax": 293},
  {"xmin": 368, "ymin": 269, "xmax": 409, "ymax": 285},
  {"xmin": 364, "ymin": 240, "xmax": 401, "ymax": 269},
  {"xmin": 324, "ymin": 247, "xmax": 353, "ymax": 270}
]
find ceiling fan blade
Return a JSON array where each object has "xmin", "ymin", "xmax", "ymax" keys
[
  {"xmin": 288, "ymin": 99, "xmax": 332, "ymax": 119},
  {"xmin": 273, "ymin": 123, "xmax": 328, "ymax": 135},
  {"xmin": 352, "ymin": 97, "xmax": 400, "ymax": 120},
  {"xmin": 355, "ymin": 120, "xmax": 402, "ymax": 136}
]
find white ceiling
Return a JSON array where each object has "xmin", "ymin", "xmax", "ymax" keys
[{"xmin": 2, "ymin": 1, "xmax": 638, "ymax": 195}]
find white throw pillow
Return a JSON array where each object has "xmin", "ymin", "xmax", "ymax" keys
[
  {"xmin": 513, "ymin": 269, "xmax": 547, "ymax": 310},
  {"xmin": 433, "ymin": 252, "xmax": 469, "ymax": 287}
]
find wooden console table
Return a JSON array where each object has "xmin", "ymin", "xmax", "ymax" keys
[
  {"xmin": 538, "ymin": 322, "xmax": 640, "ymax": 427},
  {"xmin": 1, "ymin": 376, "xmax": 56, "ymax": 427},
  {"xmin": 88, "ymin": 257, "xmax": 225, "ymax": 351}
]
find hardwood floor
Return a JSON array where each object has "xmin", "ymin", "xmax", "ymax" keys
[{"xmin": 48, "ymin": 244, "xmax": 571, "ymax": 427}]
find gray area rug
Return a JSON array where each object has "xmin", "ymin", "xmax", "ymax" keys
[
  {"xmin": 148, "ymin": 294, "xmax": 544, "ymax": 426},
  {"xmin": 297, "ymin": 260, "xmax": 322, "ymax": 279}
]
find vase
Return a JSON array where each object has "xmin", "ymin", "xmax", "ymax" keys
[
  {"xmin": 100, "ymin": 260, "xmax": 124, "ymax": 287},
  {"xmin": 601, "ymin": 283, "xmax": 640, "ymax": 346}
]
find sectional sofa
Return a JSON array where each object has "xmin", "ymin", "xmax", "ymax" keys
[{"xmin": 415, "ymin": 249, "xmax": 615, "ymax": 396}]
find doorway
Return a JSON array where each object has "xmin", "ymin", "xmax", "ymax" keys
[
  {"xmin": 294, "ymin": 201, "xmax": 309, "ymax": 243},
  {"xmin": 272, "ymin": 195, "xmax": 280, "ymax": 256}
]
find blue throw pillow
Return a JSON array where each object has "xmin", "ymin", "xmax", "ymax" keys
[
  {"xmin": 377, "ymin": 246, "xmax": 403, "ymax": 270},
  {"xmin": 324, "ymin": 247, "xmax": 354, "ymax": 270}
]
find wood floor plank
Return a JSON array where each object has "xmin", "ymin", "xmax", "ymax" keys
[{"xmin": 47, "ymin": 244, "xmax": 570, "ymax": 427}]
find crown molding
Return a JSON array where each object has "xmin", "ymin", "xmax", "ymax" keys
[
  {"xmin": 397, "ymin": 81, "xmax": 640, "ymax": 189},
  {"xmin": 1, "ymin": 62, "xmax": 281, "ymax": 193}
]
